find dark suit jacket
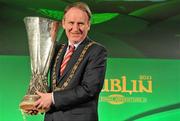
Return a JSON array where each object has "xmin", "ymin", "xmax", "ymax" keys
[{"xmin": 45, "ymin": 37, "xmax": 107, "ymax": 121}]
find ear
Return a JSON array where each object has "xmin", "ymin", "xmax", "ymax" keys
[
  {"xmin": 62, "ymin": 19, "xmax": 65, "ymax": 29},
  {"xmin": 87, "ymin": 21, "xmax": 91, "ymax": 30}
]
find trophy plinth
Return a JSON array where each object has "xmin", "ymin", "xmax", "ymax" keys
[
  {"xmin": 19, "ymin": 95, "xmax": 46, "ymax": 112},
  {"xmin": 19, "ymin": 17, "xmax": 59, "ymax": 113}
]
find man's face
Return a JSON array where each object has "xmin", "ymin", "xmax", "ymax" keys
[{"xmin": 62, "ymin": 7, "xmax": 90, "ymax": 44}]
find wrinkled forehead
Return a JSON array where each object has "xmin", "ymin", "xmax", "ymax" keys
[{"xmin": 63, "ymin": 7, "xmax": 89, "ymax": 21}]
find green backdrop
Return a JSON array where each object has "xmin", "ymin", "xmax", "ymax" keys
[{"xmin": 0, "ymin": 56, "xmax": 179, "ymax": 121}]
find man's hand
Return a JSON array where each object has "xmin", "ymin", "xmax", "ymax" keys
[{"xmin": 34, "ymin": 91, "xmax": 53, "ymax": 112}]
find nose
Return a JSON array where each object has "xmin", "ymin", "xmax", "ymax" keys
[{"xmin": 72, "ymin": 23, "xmax": 79, "ymax": 31}]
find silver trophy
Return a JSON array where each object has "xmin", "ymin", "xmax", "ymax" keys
[{"xmin": 19, "ymin": 17, "xmax": 59, "ymax": 113}]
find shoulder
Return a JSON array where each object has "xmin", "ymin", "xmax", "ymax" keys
[
  {"xmin": 88, "ymin": 39, "xmax": 107, "ymax": 53},
  {"xmin": 54, "ymin": 42, "xmax": 65, "ymax": 52},
  {"xmin": 86, "ymin": 39, "xmax": 107, "ymax": 57}
]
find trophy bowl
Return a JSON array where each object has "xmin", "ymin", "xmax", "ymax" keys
[{"xmin": 19, "ymin": 17, "xmax": 59, "ymax": 113}]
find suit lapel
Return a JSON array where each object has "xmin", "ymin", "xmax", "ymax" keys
[
  {"xmin": 57, "ymin": 38, "xmax": 90, "ymax": 85},
  {"xmin": 55, "ymin": 44, "xmax": 67, "ymax": 82}
]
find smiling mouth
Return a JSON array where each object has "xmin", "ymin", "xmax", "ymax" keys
[
  {"xmin": 72, "ymin": 32, "xmax": 81, "ymax": 34},
  {"xmin": 71, "ymin": 33, "xmax": 81, "ymax": 36}
]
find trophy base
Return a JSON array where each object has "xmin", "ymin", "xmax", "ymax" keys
[{"xmin": 19, "ymin": 95, "xmax": 46, "ymax": 113}]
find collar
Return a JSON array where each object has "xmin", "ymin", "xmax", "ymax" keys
[{"xmin": 68, "ymin": 40, "xmax": 83, "ymax": 50}]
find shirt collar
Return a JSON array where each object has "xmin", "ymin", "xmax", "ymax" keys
[{"xmin": 68, "ymin": 40, "xmax": 83, "ymax": 50}]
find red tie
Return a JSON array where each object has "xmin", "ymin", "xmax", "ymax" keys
[{"xmin": 60, "ymin": 45, "xmax": 75, "ymax": 76}]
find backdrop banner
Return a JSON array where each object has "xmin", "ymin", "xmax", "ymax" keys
[
  {"xmin": 99, "ymin": 58, "xmax": 180, "ymax": 121},
  {"xmin": 0, "ymin": 56, "xmax": 180, "ymax": 121}
]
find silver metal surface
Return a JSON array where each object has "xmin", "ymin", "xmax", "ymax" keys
[{"xmin": 24, "ymin": 17, "xmax": 59, "ymax": 94}]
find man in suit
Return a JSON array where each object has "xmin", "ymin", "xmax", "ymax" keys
[{"xmin": 29, "ymin": 2, "xmax": 107, "ymax": 121}]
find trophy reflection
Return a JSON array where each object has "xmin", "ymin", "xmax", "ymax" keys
[{"xmin": 19, "ymin": 17, "xmax": 59, "ymax": 113}]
